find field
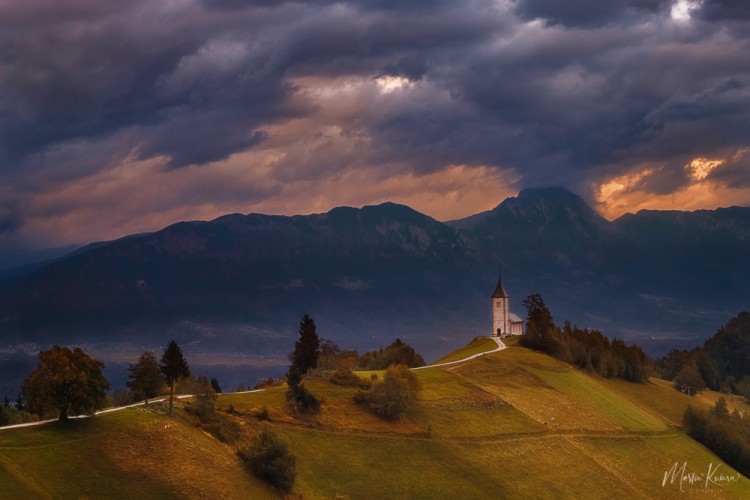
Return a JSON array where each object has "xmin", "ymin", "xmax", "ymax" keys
[{"xmin": 2, "ymin": 340, "xmax": 749, "ymax": 498}]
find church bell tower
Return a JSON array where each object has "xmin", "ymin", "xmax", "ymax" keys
[{"xmin": 491, "ymin": 271, "xmax": 509, "ymax": 337}]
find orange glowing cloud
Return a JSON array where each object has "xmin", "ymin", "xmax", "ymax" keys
[{"xmin": 595, "ymin": 154, "xmax": 750, "ymax": 220}]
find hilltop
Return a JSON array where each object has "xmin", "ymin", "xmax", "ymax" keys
[
  {"xmin": 2, "ymin": 338, "xmax": 749, "ymax": 498},
  {"xmin": 2, "ymin": 187, "xmax": 750, "ymax": 395}
]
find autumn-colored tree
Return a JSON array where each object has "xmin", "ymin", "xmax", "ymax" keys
[
  {"xmin": 127, "ymin": 351, "xmax": 163, "ymax": 406},
  {"xmin": 160, "ymin": 340, "xmax": 190, "ymax": 416},
  {"xmin": 22, "ymin": 346, "xmax": 110, "ymax": 421},
  {"xmin": 353, "ymin": 364, "xmax": 422, "ymax": 419}
]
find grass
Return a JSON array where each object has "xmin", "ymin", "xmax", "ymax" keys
[
  {"xmin": 2, "ymin": 337, "xmax": 749, "ymax": 498},
  {"xmin": 431, "ymin": 336, "xmax": 498, "ymax": 364},
  {"xmin": 0, "ymin": 406, "xmax": 277, "ymax": 499}
]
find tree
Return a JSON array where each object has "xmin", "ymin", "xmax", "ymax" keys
[
  {"xmin": 522, "ymin": 294, "xmax": 554, "ymax": 336},
  {"xmin": 353, "ymin": 364, "xmax": 422, "ymax": 419},
  {"xmin": 210, "ymin": 377, "xmax": 222, "ymax": 394},
  {"xmin": 358, "ymin": 338, "xmax": 425, "ymax": 370},
  {"xmin": 160, "ymin": 340, "xmax": 190, "ymax": 416},
  {"xmin": 22, "ymin": 346, "xmax": 110, "ymax": 421},
  {"xmin": 286, "ymin": 315, "xmax": 321, "ymax": 412},
  {"xmin": 127, "ymin": 351, "xmax": 162, "ymax": 406},
  {"xmin": 674, "ymin": 361, "xmax": 706, "ymax": 396},
  {"xmin": 289, "ymin": 314, "xmax": 320, "ymax": 376},
  {"xmin": 318, "ymin": 338, "xmax": 342, "ymax": 370}
]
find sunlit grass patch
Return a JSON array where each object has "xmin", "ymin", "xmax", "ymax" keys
[{"xmin": 431, "ymin": 336, "xmax": 498, "ymax": 364}]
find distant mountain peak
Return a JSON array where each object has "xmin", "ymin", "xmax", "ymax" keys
[
  {"xmin": 488, "ymin": 186, "xmax": 604, "ymax": 227},
  {"xmin": 516, "ymin": 186, "xmax": 581, "ymax": 200}
]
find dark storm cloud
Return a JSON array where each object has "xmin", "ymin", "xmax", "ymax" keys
[
  {"xmin": 697, "ymin": 0, "xmax": 750, "ymax": 21},
  {"xmin": 0, "ymin": 203, "xmax": 21, "ymax": 235},
  {"xmin": 709, "ymin": 153, "xmax": 750, "ymax": 188},
  {"xmin": 513, "ymin": 0, "xmax": 672, "ymax": 28},
  {"xmin": 2, "ymin": 0, "xmax": 750, "ymax": 245},
  {"xmin": 0, "ymin": 0, "xmax": 502, "ymax": 175}
]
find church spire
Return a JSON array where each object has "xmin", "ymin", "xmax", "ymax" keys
[{"xmin": 491, "ymin": 267, "xmax": 508, "ymax": 298}]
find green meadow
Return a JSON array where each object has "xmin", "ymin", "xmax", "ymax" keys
[{"xmin": 2, "ymin": 339, "xmax": 749, "ymax": 498}]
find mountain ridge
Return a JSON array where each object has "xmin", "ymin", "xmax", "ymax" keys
[{"xmin": 1, "ymin": 187, "xmax": 749, "ymax": 369}]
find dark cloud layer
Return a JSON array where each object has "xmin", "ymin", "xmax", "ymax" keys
[
  {"xmin": 514, "ymin": 0, "xmax": 672, "ymax": 28},
  {"xmin": 1, "ymin": 0, "xmax": 749, "ymax": 247}
]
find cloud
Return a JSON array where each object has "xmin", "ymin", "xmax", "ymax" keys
[
  {"xmin": 1, "ymin": 0, "xmax": 750, "ymax": 246},
  {"xmin": 0, "ymin": 205, "xmax": 21, "ymax": 235},
  {"xmin": 513, "ymin": 0, "xmax": 672, "ymax": 28},
  {"xmin": 696, "ymin": 0, "xmax": 750, "ymax": 21}
]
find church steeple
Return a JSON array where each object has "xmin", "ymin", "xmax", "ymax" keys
[
  {"xmin": 491, "ymin": 267, "xmax": 509, "ymax": 336},
  {"xmin": 491, "ymin": 269, "xmax": 508, "ymax": 299}
]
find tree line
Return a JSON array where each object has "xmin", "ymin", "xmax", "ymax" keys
[
  {"xmin": 657, "ymin": 311, "xmax": 750, "ymax": 398},
  {"xmin": 519, "ymin": 293, "xmax": 650, "ymax": 383},
  {"xmin": 8, "ymin": 339, "xmax": 199, "ymax": 422},
  {"xmin": 683, "ymin": 398, "xmax": 750, "ymax": 477}
]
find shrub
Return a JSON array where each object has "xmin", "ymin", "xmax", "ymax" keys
[
  {"xmin": 358, "ymin": 339, "xmax": 425, "ymax": 370},
  {"xmin": 203, "ymin": 416, "xmax": 242, "ymax": 444},
  {"xmin": 330, "ymin": 366, "xmax": 371, "ymax": 389},
  {"xmin": 286, "ymin": 383, "xmax": 321, "ymax": 413},
  {"xmin": 240, "ymin": 425, "xmax": 296, "ymax": 491},
  {"xmin": 255, "ymin": 405, "xmax": 270, "ymax": 421},
  {"xmin": 354, "ymin": 364, "xmax": 421, "ymax": 419},
  {"xmin": 254, "ymin": 378, "xmax": 283, "ymax": 390}
]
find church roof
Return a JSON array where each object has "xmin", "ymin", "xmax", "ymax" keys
[{"xmin": 491, "ymin": 274, "xmax": 508, "ymax": 298}]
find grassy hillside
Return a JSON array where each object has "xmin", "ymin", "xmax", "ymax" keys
[{"xmin": 2, "ymin": 340, "xmax": 750, "ymax": 498}]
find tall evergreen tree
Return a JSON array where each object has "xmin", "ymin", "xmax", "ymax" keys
[
  {"xmin": 289, "ymin": 314, "xmax": 320, "ymax": 378},
  {"xmin": 160, "ymin": 340, "xmax": 190, "ymax": 416},
  {"xmin": 286, "ymin": 314, "xmax": 322, "ymax": 412},
  {"xmin": 127, "ymin": 351, "xmax": 162, "ymax": 406}
]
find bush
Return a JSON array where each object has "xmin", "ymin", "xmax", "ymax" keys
[
  {"xmin": 0, "ymin": 405, "xmax": 33, "ymax": 426},
  {"xmin": 202, "ymin": 416, "xmax": 242, "ymax": 444},
  {"xmin": 358, "ymin": 339, "xmax": 425, "ymax": 370},
  {"xmin": 286, "ymin": 383, "xmax": 321, "ymax": 413},
  {"xmin": 240, "ymin": 425, "xmax": 296, "ymax": 491},
  {"xmin": 330, "ymin": 366, "xmax": 371, "ymax": 389},
  {"xmin": 254, "ymin": 378, "xmax": 283, "ymax": 390},
  {"xmin": 354, "ymin": 364, "xmax": 421, "ymax": 419},
  {"xmin": 255, "ymin": 405, "xmax": 270, "ymax": 421}
]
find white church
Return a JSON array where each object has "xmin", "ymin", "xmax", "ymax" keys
[{"xmin": 491, "ymin": 273, "xmax": 524, "ymax": 337}]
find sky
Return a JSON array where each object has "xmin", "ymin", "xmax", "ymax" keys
[{"xmin": 1, "ymin": 0, "xmax": 749, "ymax": 249}]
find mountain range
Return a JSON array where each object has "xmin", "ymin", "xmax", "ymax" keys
[{"xmin": 1, "ymin": 187, "xmax": 748, "ymax": 369}]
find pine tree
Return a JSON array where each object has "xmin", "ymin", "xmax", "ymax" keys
[
  {"xmin": 127, "ymin": 351, "xmax": 163, "ymax": 406},
  {"xmin": 286, "ymin": 314, "xmax": 321, "ymax": 412},
  {"xmin": 289, "ymin": 314, "xmax": 320, "ymax": 377},
  {"xmin": 210, "ymin": 377, "xmax": 222, "ymax": 394},
  {"xmin": 160, "ymin": 340, "xmax": 190, "ymax": 416}
]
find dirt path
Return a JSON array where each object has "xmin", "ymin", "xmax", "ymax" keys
[
  {"xmin": 412, "ymin": 336, "xmax": 506, "ymax": 370},
  {"xmin": 1, "ymin": 336, "xmax": 507, "ymax": 432},
  {"xmin": 0, "ymin": 390, "xmax": 265, "ymax": 432}
]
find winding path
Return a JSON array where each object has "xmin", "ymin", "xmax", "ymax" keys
[
  {"xmin": 0, "ymin": 391, "xmax": 265, "ymax": 432},
  {"xmin": 412, "ymin": 336, "xmax": 506, "ymax": 370},
  {"xmin": 1, "ymin": 337, "xmax": 507, "ymax": 432}
]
